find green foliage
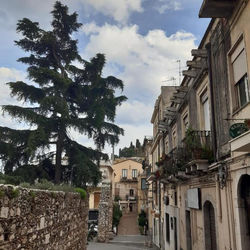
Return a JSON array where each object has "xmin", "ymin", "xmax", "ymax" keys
[
  {"xmin": 20, "ymin": 182, "xmax": 31, "ymax": 188},
  {"xmin": 138, "ymin": 210, "xmax": 148, "ymax": 235},
  {"xmin": 119, "ymin": 139, "xmax": 143, "ymax": 157},
  {"xmin": 74, "ymin": 188, "xmax": 87, "ymax": 200},
  {"xmin": 138, "ymin": 210, "xmax": 147, "ymax": 227},
  {"xmin": 114, "ymin": 195, "xmax": 121, "ymax": 202},
  {"xmin": 0, "ymin": 173, "xmax": 24, "ymax": 185},
  {"xmin": 0, "ymin": 190, "xmax": 4, "ymax": 199},
  {"xmin": 9, "ymin": 188, "xmax": 19, "ymax": 199},
  {"xmin": 113, "ymin": 203, "xmax": 122, "ymax": 227},
  {"xmin": 29, "ymin": 190, "xmax": 36, "ymax": 199},
  {"xmin": 0, "ymin": 1, "xmax": 127, "ymax": 186}
]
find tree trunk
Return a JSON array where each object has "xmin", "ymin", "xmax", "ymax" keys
[{"xmin": 55, "ymin": 130, "xmax": 63, "ymax": 184}]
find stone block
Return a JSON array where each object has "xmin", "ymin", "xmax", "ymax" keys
[{"xmin": 0, "ymin": 207, "xmax": 9, "ymax": 218}]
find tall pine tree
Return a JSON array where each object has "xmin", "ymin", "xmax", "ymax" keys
[{"xmin": 0, "ymin": 1, "xmax": 127, "ymax": 186}]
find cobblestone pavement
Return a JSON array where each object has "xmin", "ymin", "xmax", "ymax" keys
[{"xmin": 118, "ymin": 212, "xmax": 140, "ymax": 235}]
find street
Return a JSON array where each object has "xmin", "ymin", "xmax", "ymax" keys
[{"xmin": 87, "ymin": 235, "xmax": 150, "ymax": 250}]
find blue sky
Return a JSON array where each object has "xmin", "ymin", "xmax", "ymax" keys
[{"xmin": 0, "ymin": 0, "xmax": 210, "ymax": 156}]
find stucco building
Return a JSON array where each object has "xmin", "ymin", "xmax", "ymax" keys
[
  {"xmin": 144, "ymin": 0, "xmax": 250, "ymax": 249},
  {"xmin": 112, "ymin": 158, "xmax": 143, "ymax": 213}
]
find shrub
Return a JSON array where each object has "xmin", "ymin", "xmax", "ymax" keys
[
  {"xmin": 114, "ymin": 195, "xmax": 121, "ymax": 202},
  {"xmin": 138, "ymin": 210, "xmax": 147, "ymax": 231},
  {"xmin": 113, "ymin": 203, "xmax": 122, "ymax": 227},
  {"xmin": 74, "ymin": 188, "xmax": 87, "ymax": 200}
]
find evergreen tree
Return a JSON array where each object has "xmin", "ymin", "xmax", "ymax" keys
[
  {"xmin": 136, "ymin": 139, "xmax": 141, "ymax": 148},
  {"xmin": 0, "ymin": 1, "xmax": 127, "ymax": 186}
]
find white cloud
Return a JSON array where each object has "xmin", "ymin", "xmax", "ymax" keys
[
  {"xmin": 156, "ymin": 0, "xmax": 182, "ymax": 14},
  {"xmin": 116, "ymin": 100, "xmax": 153, "ymax": 125},
  {"xmin": 82, "ymin": 23, "xmax": 195, "ymax": 100},
  {"xmin": 83, "ymin": 0, "xmax": 143, "ymax": 23},
  {"xmin": 0, "ymin": 67, "xmax": 29, "ymax": 129},
  {"xmin": 0, "ymin": 67, "xmax": 26, "ymax": 105}
]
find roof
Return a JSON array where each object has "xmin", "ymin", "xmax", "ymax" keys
[{"xmin": 112, "ymin": 158, "xmax": 143, "ymax": 166}]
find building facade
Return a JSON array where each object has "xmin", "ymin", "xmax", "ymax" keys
[
  {"xmin": 112, "ymin": 158, "xmax": 143, "ymax": 213},
  {"xmin": 144, "ymin": 0, "xmax": 250, "ymax": 249}
]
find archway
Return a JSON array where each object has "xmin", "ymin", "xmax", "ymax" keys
[
  {"xmin": 204, "ymin": 201, "xmax": 217, "ymax": 250},
  {"xmin": 237, "ymin": 174, "xmax": 250, "ymax": 249}
]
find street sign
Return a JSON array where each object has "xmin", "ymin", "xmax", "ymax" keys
[{"xmin": 229, "ymin": 123, "xmax": 248, "ymax": 138}]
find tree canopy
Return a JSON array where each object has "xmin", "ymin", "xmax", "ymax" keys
[
  {"xmin": 0, "ymin": 1, "xmax": 127, "ymax": 187},
  {"xmin": 119, "ymin": 139, "xmax": 143, "ymax": 158}
]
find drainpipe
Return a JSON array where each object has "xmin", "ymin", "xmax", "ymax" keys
[{"xmin": 205, "ymin": 43, "xmax": 218, "ymax": 162}]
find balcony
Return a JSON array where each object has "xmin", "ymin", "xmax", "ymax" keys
[
  {"xmin": 126, "ymin": 195, "xmax": 137, "ymax": 201},
  {"xmin": 159, "ymin": 130, "xmax": 214, "ymax": 179},
  {"xmin": 230, "ymin": 130, "xmax": 250, "ymax": 152},
  {"xmin": 120, "ymin": 177, "xmax": 138, "ymax": 182},
  {"xmin": 199, "ymin": 0, "xmax": 236, "ymax": 18},
  {"xmin": 182, "ymin": 130, "xmax": 214, "ymax": 174}
]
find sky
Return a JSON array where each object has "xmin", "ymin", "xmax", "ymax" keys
[{"xmin": 0, "ymin": 0, "xmax": 210, "ymax": 157}]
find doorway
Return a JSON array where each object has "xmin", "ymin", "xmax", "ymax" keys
[
  {"xmin": 186, "ymin": 210, "xmax": 192, "ymax": 250},
  {"xmin": 204, "ymin": 201, "xmax": 217, "ymax": 250},
  {"xmin": 238, "ymin": 174, "xmax": 250, "ymax": 249}
]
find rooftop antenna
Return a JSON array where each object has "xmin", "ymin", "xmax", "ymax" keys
[{"xmin": 162, "ymin": 77, "xmax": 176, "ymax": 86}]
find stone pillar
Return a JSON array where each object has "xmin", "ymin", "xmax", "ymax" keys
[{"xmin": 97, "ymin": 182, "xmax": 112, "ymax": 242}]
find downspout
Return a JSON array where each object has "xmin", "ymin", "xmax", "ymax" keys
[{"xmin": 205, "ymin": 42, "xmax": 218, "ymax": 161}]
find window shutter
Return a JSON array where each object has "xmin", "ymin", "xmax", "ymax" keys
[{"xmin": 232, "ymin": 49, "xmax": 247, "ymax": 83}]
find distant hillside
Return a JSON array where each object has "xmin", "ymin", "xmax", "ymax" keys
[{"xmin": 119, "ymin": 139, "xmax": 144, "ymax": 158}]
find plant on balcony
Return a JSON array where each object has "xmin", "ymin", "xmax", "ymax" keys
[
  {"xmin": 244, "ymin": 119, "xmax": 250, "ymax": 129},
  {"xmin": 184, "ymin": 127, "xmax": 213, "ymax": 162},
  {"xmin": 185, "ymin": 128, "xmax": 201, "ymax": 150}
]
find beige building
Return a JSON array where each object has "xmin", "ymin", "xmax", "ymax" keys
[
  {"xmin": 112, "ymin": 158, "xmax": 143, "ymax": 213},
  {"xmin": 144, "ymin": 1, "xmax": 250, "ymax": 250}
]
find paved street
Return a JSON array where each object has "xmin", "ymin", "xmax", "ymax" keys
[
  {"xmin": 118, "ymin": 212, "xmax": 140, "ymax": 235},
  {"xmin": 87, "ymin": 235, "xmax": 149, "ymax": 250}
]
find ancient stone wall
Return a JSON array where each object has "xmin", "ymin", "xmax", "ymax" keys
[
  {"xmin": 0, "ymin": 185, "xmax": 88, "ymax": 250},
  {"xmin": 97, "ymin": 183, "xmax": 113, "ymax": 242}
]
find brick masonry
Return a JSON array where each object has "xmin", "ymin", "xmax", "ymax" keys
[{"xmin": 0, "ymin": 185, "xmax": 88, "ymax": 250}]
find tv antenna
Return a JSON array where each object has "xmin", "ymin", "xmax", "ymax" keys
[{"xmin": 162, "ymin": 77, "xmax": 176, "ymax": 86}]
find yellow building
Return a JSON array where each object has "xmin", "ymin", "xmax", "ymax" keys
[{"xmin": 112, "ymin": 158, "xmax": 143, "ymax": 213}]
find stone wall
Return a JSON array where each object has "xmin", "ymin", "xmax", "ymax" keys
[
  {"xmin": 0, "ymin": 185, "xmax": 88, "ymax": 250},
  {"xmin": 97, "ymin": 183, "xmax": 113, "ymax": 242}
]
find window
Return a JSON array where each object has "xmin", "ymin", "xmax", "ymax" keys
[
  {"xmin": 141, "ymin": 178, "xmax": 147, "ymax": 190},
  {"xmin": 183, "ymin": 114, "xmax": 189, "ymax": 131},
  {"xmin": 200, "ymin": 90, "xmax": 211, "ymax": 131},
  {"xmin": 172, "ymin": 129, "xmax": 177, "ymax": 149},
  {"xmin": 165, "ymin": 139, "xmax": 169, "ymax": 154},
  {"xmin": 132, "ymin": 169, "xmax": 137, "ymax": 178},
  {"xmin": 166, "ymin": 213, "xmax": 170, "ymax": 243},
  {"xmin": 230, "ymin": 38, "xmax": 249, "ymax": 109},
  {"xmin": 122, "ymin": 169, "xmax": 127, "ymax": 178},
  {"xmin": 130, "ymin": 189, "xmax": 134, "ymax": 196}
]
